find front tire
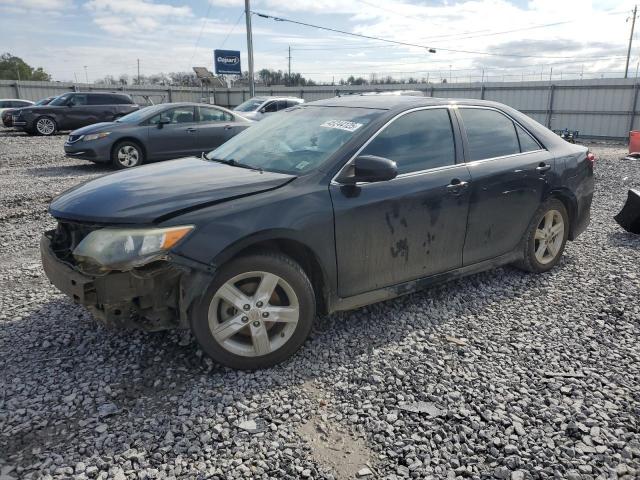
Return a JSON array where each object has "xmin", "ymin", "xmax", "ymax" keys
[
  {"xmin": 112, "ymin": 141, "xmax": 144, "ymax": 169},
  {"xmin": 35, "ymin": 116, "xmax": 57, "ymax": 136},
  {"xmin": 191, "ymin": 252, "xmax": 316, "ymax": 370},
  {"xmin": 515, "ymin": 198, "xmax": 569, "ymax": 273}
]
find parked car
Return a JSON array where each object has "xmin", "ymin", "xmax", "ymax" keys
[
  {"xmin": 41, "ymin": 96, "xmax": 594, "ymax": 369},
  {"xmin": 13, "ymin": 92, "xmax": 138, "ymax": 136},
  {"xmin": 64, "ymin": 102, "xmax": 253, "ymax": 169},
  {"xmin": 0, "ymin": 98, "xmax": 33, "ymax": 118},
  {"xmin": 232, "ymin": 96, "xmax": 303, "ymax": 121},
  {"xmin": 2, "ymin": 96, "xmax": 55, "ymax": 127}
]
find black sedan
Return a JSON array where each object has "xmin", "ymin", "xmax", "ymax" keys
[
  {"xmin": 2, "ymin": 96, "xmax": 56, "ymax": 127},
  {"xmin": 41, "ymin": 96, "xmax": 594, "ymax": 369},
  {"xmin": 64, "ymin": 102, "xmax": 253, "ymax": 169}
]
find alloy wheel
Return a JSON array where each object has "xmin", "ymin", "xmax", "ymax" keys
[
  {"xmin": 117, "ymin": 145, "xmax": 140, "ymax": 167},
  {"xmin": 534, "ymin": 209, "xmax": 564, "ymax": 264},
  {"xmin": 207, "ymin": 271, "xmax": 300, "ymax": 357},
  {"xmin": 36, "ymin": 118, "xmax": 55, "ymax": 135}
]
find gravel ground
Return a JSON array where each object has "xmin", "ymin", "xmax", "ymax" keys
[{"xmin": 0, "ymin": 127, "xmax": 639, "ymax": 480}]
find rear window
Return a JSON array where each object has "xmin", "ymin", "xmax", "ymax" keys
[
  {"xmin": 460, "ymin": 108, "xmax": 520, "ymax": 161},
  {"xmin": 199, "ymin": 106, "xmax": 233, "ymax": 122}
]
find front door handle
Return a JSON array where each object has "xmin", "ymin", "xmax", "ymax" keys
[
  {"xmin": 536, "ymin": 163, "xmax": 551, "ymax": 173},
  {"xmin": 186, "ymin": 127, "xmax": 196, "ymax": 133},
  {"xmin": 447, "ymin": 178, "xmax": 469, "ymax": 194},
  {"xmin": 224, "ymin": 125, "xmax": 233, "ymax": 130}
]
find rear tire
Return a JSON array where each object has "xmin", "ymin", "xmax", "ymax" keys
[
  {"xmin": 35, "ymin": 116, "xmax": 57, "ymax": 136},
  {"xmin": 191, "ymin": 252, "xmax": 316, "ymax": 370},
  {"xmin": 514, "ymin": 198, "xmax": 569, "ymax": 273},
  {"xmin": 111, "ymin": 140, "xmax": 144, "ymax": 169}
]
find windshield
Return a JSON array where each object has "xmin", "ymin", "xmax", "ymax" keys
[
  {"xmin": 207, "ymin": 106, "xmax": 383, "ymax": 174},
  {"xmin": 233, "ymin": 98, "xmax": 266, "ymax": 112},
  {"xmin": 116, "ymin": 104, "xmax": 166, "ymax": 123},
  {"xmin": 35, "ymin": 97, "xmax": 53, "ymax": 106}
]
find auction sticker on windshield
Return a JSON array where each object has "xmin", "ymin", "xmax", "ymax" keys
[{"xmin": 320, "ymin": 120, "xmax": 363, "ymax": 132}]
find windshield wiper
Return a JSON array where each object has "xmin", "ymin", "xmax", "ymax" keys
[{"xmin": 204, "ymin": 153, "xmax": 263, "ymax": 173}]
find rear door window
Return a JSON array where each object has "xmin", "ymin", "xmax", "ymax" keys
[
  {"xmin": 199, "ymin": 106, "xmax": 233, "ymax": 122},
  {"xmin": 361, "ymin": 108, "xmax": 456, "ymax": 175},
  {"xmin": 459, "ymin": 108, "xmax": 520, "ymax": 161},
  {"xmin": 68, "ymin": 94, "xmax": 88, "ymax": 106},
  {"xmin": 148, "ymin": 106, "xmax": 195, "ymax": 124},
  {"xmin": 515, "ymin": 124, "xmax": 541, "ymax": 152},
  {"xmin": 88, "ymin": 95, "xmax": 110, "ymax": 105}
]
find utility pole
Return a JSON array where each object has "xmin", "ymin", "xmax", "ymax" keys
[
  {"xmin": 288, "ymin": 46, "xmax": 291, "ymax": 86},
  {"xmin": 137, "ymin": 59, "xmax": 140, "ymax": 85},
  {"xmin": 84, "ymin": 65, "xmax": 89, "ymax": 84},
  {"xmin": 549, "ymin": 67, "xmax": 553, "ymax": 82},
  {"xmin": 245, "ymin": 0, "xmax": 255, "ymax": 97},
  {"xmin": 625, "ymin": 5, "xmax": 637, "ymax": 78}
]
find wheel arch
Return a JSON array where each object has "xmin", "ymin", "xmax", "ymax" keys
[
  {"xmin": 546, "ymin": 187, "xmax": 578, "ymax": 240},
  {"xmin": 213, "ymin": 231, "xmax": 330, "ymax": 315}
]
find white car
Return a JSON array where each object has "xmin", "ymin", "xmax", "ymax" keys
[
  {"xmin": 0, "ymin": 98, "xmax": 34, "ymax": 116},
  {"xmin": 232, "ymin": 96, "xmax": 304, "ymax": 121}
]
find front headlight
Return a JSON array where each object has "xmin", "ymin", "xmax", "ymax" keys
[
  {"xmin": 83, "ymin": 132, "xmax": 111, "ymax": 141},
  {"xmin": 73, "ymin": 226, "xmax": 193, "ymax": 270}
]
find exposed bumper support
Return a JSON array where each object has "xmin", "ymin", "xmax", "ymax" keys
[{"xmin": 40, "ymin": 235, "xmax": 213, "ymax": 330}]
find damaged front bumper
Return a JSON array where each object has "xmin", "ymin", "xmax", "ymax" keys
[{"xmin": 40, "ymin": 233, "xmax": 213, "ymax": 330}]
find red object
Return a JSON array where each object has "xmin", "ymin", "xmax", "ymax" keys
[
  {"xmin": 586, "ymin": 152, "xmax": 596, "ymax": 166},
  {"xmin": 629, "ymin": 130, "xmax": 640, "ymax": 154}
]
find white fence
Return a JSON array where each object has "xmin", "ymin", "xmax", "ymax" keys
[{"xmin": 2, "ymin": 78, "xmax": 638, "ymax": 139}]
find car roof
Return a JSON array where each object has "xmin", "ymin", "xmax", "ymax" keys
[
  {"xmin": 71, "ymin": 92, "xmax": 130, "ymax": 96},
  {"xmin": 307, "ymin": 95, "xmax": 535, "ymax": 112},
  {"xmin": 151, "ymin": 102, "xmax": 233, "ymax": 108},
  {"xmin": 252, "ymin": 96, "xmax": 303, "ymax": 101}
]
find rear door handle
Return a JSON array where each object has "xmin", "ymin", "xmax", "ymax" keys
[
  {"xmin": 447, "ymin": 179, "xmax": 469, "ymax": 194},
  {"xmin": 536, "ymin": 163, "xmax": 551, "ymax": 173},
  {"xmin": 186, "ymin": 127, "xmax": 196, "ymax": 133},
  {"xmin": 224, "ymin": 125, "xmax": 233, "ymax": 130}
]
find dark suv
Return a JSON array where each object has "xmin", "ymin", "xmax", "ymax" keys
[
  {"xmin": 13, "ymin": 92, "xmax": 138, "ymax": 136},
  {"xmin": 41, "ymin": 96, "xmax": 594, "ymax": 369}
]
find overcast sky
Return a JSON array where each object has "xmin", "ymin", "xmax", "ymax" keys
[{"xmin": 0, "ymin": 0, "xmax": 636, "ymax": 83}]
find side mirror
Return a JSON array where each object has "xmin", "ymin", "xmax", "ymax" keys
[
  {"xmin": 157, "ymin": 115, "xmax": 171, "ymax": 127},
  {"xmin": 339, "ymin": 155, "xmax": 397, "ymax": 184}
]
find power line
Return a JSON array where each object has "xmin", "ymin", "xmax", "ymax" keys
[
  {"xmin": 221, "ymin": 10, "xmax": 245, "ymax": 49},
  {"xmin": 189, "ymin": 1, "xmax": 213, "ymax": 67},
  {"xmin": 253, "ymin": 10, "xmax": 628, "ymax": 60}
]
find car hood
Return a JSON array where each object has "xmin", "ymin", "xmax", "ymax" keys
[
  {"xmin": 237, "ymin": 111, "xmax": 260, "ymax": 120},
  {"xmin": 71, "ymin": 121, "xmax": 122, "ymax": 135},
  {"xmin": 49, "ymin": 157, "xmax": 295, "ymax": 224}
]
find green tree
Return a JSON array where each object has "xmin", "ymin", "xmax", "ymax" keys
[{"xmin": 0, "ymin": 53, "xmax": 51, "ymax": 81}]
